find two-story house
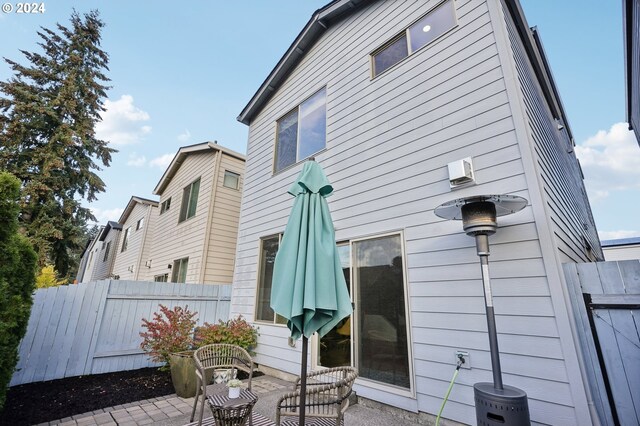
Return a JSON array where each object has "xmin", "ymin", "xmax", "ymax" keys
[
  {"xmin": 232, "ymin": 0, "xmax": 605, "ymax": 424},
  {"xmin": 111, "ymin": 196, "xmax": 159, "ymax": 281},
  {"xmin": 145, "ymin": 141, "xmax": 246, "ymax": 284}
]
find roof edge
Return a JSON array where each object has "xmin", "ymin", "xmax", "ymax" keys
[
  {"xmin": 152, "ymin": 141, "xmax": 246, "ymax": 195},
  {"xmin": 237, "ymin": 0, "xmax": 370, "ymax": 125}
]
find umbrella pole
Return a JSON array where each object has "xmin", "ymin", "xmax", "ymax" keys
[{"xmin": 299, "ymin": 336, "xmax": 308, "ymax": 425}]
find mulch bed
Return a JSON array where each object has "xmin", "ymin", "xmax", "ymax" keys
[{"xmin": 0, "ymin": 367, "xmax": 174, "ymax": 426}]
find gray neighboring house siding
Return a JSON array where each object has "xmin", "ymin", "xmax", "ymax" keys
[
  {"xmin": 233, "ymin": 1, "xmax": 601, "ymax": 425},
  {"xmin": 624, "ymin": 0, "xmax": 640, "ymax": 144},
  {"xmin": 90, "ymin": 221, "xmax": 122, "ymax": 281}
]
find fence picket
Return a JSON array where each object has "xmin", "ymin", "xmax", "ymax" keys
[{"xmin": 11, "ymin": 281, "xmax": 232, "ymax": 386}]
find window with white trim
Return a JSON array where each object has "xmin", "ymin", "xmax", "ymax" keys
[
  {"xmin": 275, "ymin": 87, "xmax": 326, "ymax": 172},
  {"xmin": 121, "ymin": 227, "xmax": 130, "ymax": 252},
  {"xmin": 160, "ymin": 198, "xmax": 171, "ymax": 214},
  {"xmin": 223, "ymin": 170, "xmax": 240, "ymax": 189},
  {"xmin": 171, "ymin": 257, "xmax": 189, "ymax": 283},
  {"xmin": 371, "ymin": 0, "xmax": 456, "ymax": 77},
  {"xmin": 179, "ymin": 178, "xmax": 200, "ymax": 222}
]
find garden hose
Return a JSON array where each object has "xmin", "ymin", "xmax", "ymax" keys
[{"xmin": 435, "ymin": 361, "xmax": 462, "ymax": 426}]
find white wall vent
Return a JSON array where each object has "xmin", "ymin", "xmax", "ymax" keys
[{"xmin": 447, "ymin": 157, "xmax": 475, "ymax": 188}]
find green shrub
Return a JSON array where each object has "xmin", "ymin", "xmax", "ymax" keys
[
  {"xmin": 139, "ymin": 304, "xmax": 197, "ymax": 369},
  {"xmin": 194, "ymin": 316, "xmax": 259, "ymax": 355},
  {"xmin": 0, "ymin": 172, "xmax": 37, "ymax": 410}
]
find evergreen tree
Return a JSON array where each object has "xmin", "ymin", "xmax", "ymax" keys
[
  {"xmin": 0, "ymin": 10, "xmax": 115, "ymax": 278},
  {"xmin": 0, "ymin": 172, "xmax": 37, "ymax": 409}
]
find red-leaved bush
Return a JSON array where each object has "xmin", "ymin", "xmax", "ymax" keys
[
  {"xmin": 194, "ymin": 316, "xmax": 258, "ymax": 355},
  {"xmin": 139, "ymin": 304, "xmax": 197, "ymax": 368}
]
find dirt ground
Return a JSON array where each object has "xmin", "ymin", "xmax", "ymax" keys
[{"xmin": 0, "ymin": 367, "xmax": 173, "ymax": 425}]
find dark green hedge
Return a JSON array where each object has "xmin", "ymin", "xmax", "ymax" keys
[{"xmin": 0, "ymin": 172, "xmax": 37, "ymax": 410}]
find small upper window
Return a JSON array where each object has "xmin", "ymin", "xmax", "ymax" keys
[
  {"xmin": 223, "ymin": 170, "xmax": 240, "ymax": 189},
  {"xmin": 160, "ymin": 198, "xmax": 171, "ymax": 214},
  {"xmin": 179, "ymin": 178, "xmax": 200, "ymax": 223},
  {"xmin": 103, "ymin": 241, "xmax": 111, "ymax": 262},
  {"xmin": 372, "ymin": 0, "xmax": 456, "ymax": 77},
  {"xmin": 275, "ymin": 88, "xmax": 326, "ymax": 172},
  {"xmin": 121, "ymin": 227, "xmax": 130, "ymax": 252},
  {"xmin": 136, "ymin": 217, "xmax": 144, "ymax": 231}
]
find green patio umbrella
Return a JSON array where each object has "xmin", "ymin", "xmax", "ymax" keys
[{"xmin": 271, "ymin": 159, "xmax": 352, "ymax": 425}]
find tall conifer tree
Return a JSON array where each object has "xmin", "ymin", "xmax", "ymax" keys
[{"xmin": 0, "ymin": 10, "xmax": 115, "ymax": 278}]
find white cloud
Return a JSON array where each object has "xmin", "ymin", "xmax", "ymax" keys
[
  {"xmin": 96, "ymin": 95, "xmax": 152, "ymax": 145},
  {"xmin": 575, "ymin": 122, "xmax": 640, "ymax": 202},
  {"xmin": 178, "ymin": 129, "xmax": 191, "ymax": 143},
  {"xmin": 90, "ymin": 207, "xmax": 124, "ymax": 223},
  {"xmin": 598, "ymin": 230, "xmax": 640, "ymax": 241},
  {"xmin": 126, "ymin": 153, "xmax": 147, "ymax": 167},
  {"xmin": 149, "ymin": 153, "xmax": 175, "ymax": 168}
]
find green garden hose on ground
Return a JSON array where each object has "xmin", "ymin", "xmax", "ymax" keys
[{"xmin": 435, "ymin": 363, "xmax": 461, "ymax": 426}]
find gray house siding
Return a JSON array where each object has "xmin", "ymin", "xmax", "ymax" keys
[
  {"xmin": 233, "ymin": 0, "xmax": 596, "ymax": 424},
  {"xmin": 625, "ymin": 0, "xmax": 640, "ymax": 143},
  {"xmin": 91, "ymin": 228, "xmax": 121, "ymax": 281},
  {"xmin": 502, "ymin": 5, "xmax": 601, "ymax": 264}
]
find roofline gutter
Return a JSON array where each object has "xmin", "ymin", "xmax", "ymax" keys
[
  {"xmin": 501, "ymin": 1, "xmax": 573, "ymax": 141},
  {"xmin": 237, "ymin": 0, "xmax": 368, "ymax": 125},
  {"xmin": 623, "ymin": 0, "xmax": 634, "ymax": 132}
]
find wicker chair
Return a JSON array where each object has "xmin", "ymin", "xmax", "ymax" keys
[
  {"xmin": 190, "ymin": 344, "xmax": 255, "ymax": 426},
  {"xmin": 276, "ymin": 366, "xmax": 358, "ymax": 426}
]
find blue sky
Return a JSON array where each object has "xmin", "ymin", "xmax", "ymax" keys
[{"xmin": 0, "ymin": 1, "xmax": 637, "ymax": 240}]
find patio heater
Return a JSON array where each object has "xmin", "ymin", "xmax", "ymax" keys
[{"xmin": 435, "ymin": 194, "xmax": 531, "ymax": 426}]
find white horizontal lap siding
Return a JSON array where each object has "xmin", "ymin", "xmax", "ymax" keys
[
  {"xmin": 137, "ymin": 205, "xmax": 159, "ymax": 281},
  {"xmin": 233, "ymin": 0, "xmax": 556, "ymax": 419},
  {"xmin": 203, "ymin": 153, "xmax": 245, "ymax": 284},
  {"xmin": 112, "ymin": 203, "xmax": 148, "ymax": 280},
  {"xmin": 147, "ymin": 151, "xmax": 215, "ymax": 283},
  {"xmin": 503, "ymin": 5, "xmax": 600, "ymax": 263},
  {"xmin": 91, "ymin": 230, "xmax": 121, "ymax": 281},
  {"xmin": 488, "ymin": 1, "xmax": 594, "ymax": 424}
]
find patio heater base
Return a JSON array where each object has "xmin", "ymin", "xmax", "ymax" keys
[{"xmin": 474, "ymin": 382, "xmax": 530, "ymax": 426}]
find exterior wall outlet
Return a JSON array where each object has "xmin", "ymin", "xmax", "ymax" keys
[{"xmin": 455, "ymin": 350, "xmax": 470, "ymax": 369}]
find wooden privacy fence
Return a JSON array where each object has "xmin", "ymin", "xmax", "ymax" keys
[
  {"xmin": 10, "ymin": 280, "xmax": 232, "ymax": 386},
  {"xmin": 564, "ymin": 260, "xmax": 640, "ymax": 426}
]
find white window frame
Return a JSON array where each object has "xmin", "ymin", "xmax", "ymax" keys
[
  {"xmin": 121, "ymin": 227, "xmax": 130, "ymax": 252},
  {"xmin": 254, "ymin": 234, "xmax": 288, "ymax": 325},
  {"xmin": 160, "ymin": 198, "xmax": 171, "ymax": 214},
  {"xmin": 370, "ymin": 0, "xmax": 457, "ymax": 78},
  {"xmin": 223, "ymin": 170, "xmax": 240, "ymax": 190},
  {"xmin": 179, "ymin": 178, "xmax": 200, "ymax": 223},
  {"xmin": 274, "ymin": 87, "xmax": 327, "ymax": 173}
]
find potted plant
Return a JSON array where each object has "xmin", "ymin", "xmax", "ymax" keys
[
  {"xmin": 140, "ymin": 304, "xmax": 197, "ymax": 397},
  {"xmin": 227, "ymin": 378, "xmax": 243, "ymax": 398}
]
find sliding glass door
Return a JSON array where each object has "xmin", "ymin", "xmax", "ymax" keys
[{"xmin": 314, "ymin": 233, "xmax": 411, "ymax": 390}]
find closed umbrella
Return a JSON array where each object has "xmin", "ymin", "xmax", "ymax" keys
[{"xmin": 271, "ymin": 160, "xmax": 352, "ymax": 425}]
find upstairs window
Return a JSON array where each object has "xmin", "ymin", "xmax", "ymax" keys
[
  {"xmin": 371, "ymin": 0, "xmax": 456, "ymax": 77},
  {"xmin": 160, "ymin": 198, "xmax": 171, "ymax": 214},
  {"xmin": 275, "ymin": 87, "xmax": 326, "ymax": 172},
  {"xmin": 223, "ymin": 170, "xmax": 240, "ymax": 189},
  {"xmin": 136, "ymin": 217, "xmax": 144, "ymax": 230},
  {"xmin": 121, "ymin": 227, "xmax": 130, "ymax": 252},
  {"xmin": 102, "ymin": 241, "xmax": 111, "ymax": 262},
  {"xmin": 179, "ymin": 178, "xmax": 200, "ymax": 223}
]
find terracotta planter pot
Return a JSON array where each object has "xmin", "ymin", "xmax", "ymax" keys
[{"xmin": 169, "ymin": 351, "xmax": 197, "ymax": 398}]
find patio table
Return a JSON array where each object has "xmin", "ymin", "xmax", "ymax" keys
[{"xmin": 207, "ymin": 386, "xmax": 258, "ymax": 426}]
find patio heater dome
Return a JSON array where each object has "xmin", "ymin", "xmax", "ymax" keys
[{"xmin": 435, "ymin": 194, "xmax": 531, "ymax": 425}]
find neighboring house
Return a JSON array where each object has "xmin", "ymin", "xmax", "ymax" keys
[
  {"xmin": 75, "ymin": 226, "xmax": 104, "ymax": 283},
  {"xmin": 602, "ymin": 237, "xmax": 640, "ymax": 260},
  {"xmin": 624, "ymin": 0, "xmax": 640, "ymax": 144},
  {"xmin": 233, "ymin": 1, "xmax": 605, "ymax": 425},
  {"xmin": 90, "ymin": 221, "xmax": 122, "ymax": 281},
  {"xmin": 145, "ymin": 141, "xmax": 245, "ymax": 284},
  {"xmin": 111, "ymin": 196, "xmax": 159, "ymax": 281}
]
